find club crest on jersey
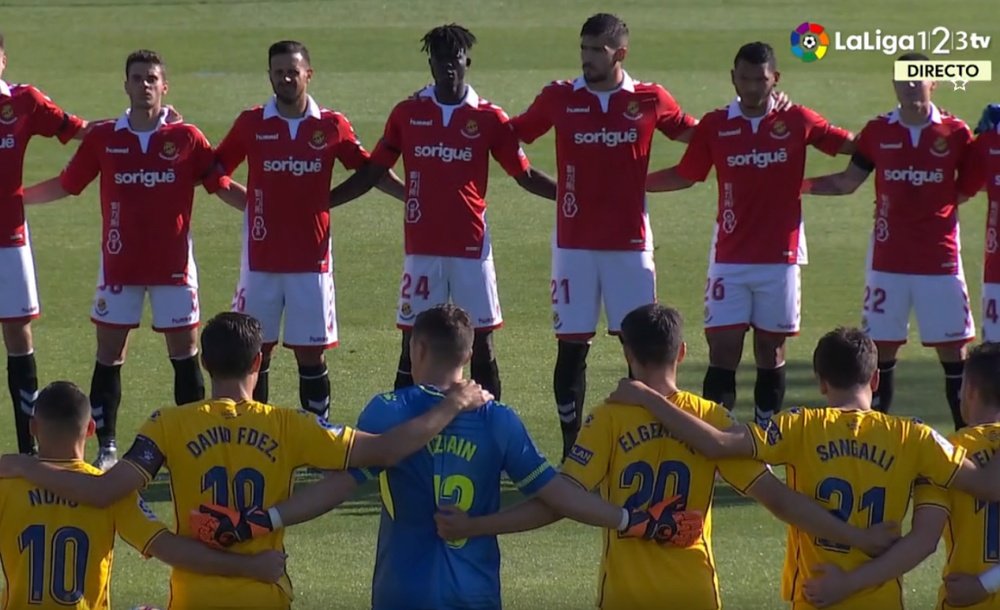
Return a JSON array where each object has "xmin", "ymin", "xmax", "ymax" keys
[
  {"xmin": 94, "ymin": 298, "xmax": 109, "ymax": 317},
  {"xmin": 309, "ymin": 130, "xmax": 327, "ymax": 150},
  {"xmin": 552, "ymin": 311, "xmax": 562, "ymax": 329},
  {"xmin": 846, "ymin": 418, "xmax": 860, "ymax": 432},
  {"xmin": 400, "ymin": 302, "xmax": 414, "ymax": 320},
  {"xmin": 770, "ymin": 120, "xmax": 790, "ymax": 140},
  {"xmin": 0, "ymin": 104, "xmax": 15, "ymax": 125},
  {"xmin": 623, "ymin": 100, "xmax": 642, "ymax": 121},
  {"xmin": 159, "ymin": 140, "xmax": 179, "ymax": 161},
  {"xmin": 461, "ymin": 119, "xmax": 480, "ymax": 139},
  {"xmin": 930, "ymin": 136, "xmax": 950, "ymax": 158}
]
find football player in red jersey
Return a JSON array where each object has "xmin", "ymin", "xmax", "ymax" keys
[
  {"xmin": 22, "ymin": 50, "xmax": 246, "ymax": 469},
  {"xmin": 645, "ymin": 42, "xmax": 855, "ymax": 425},
  {"xmin": 317, "ymin": 24, "xmax": 557, "ymax": 400},
  {"xmin": 511, "ymin": 13, "xmax": 701, "ymax": 457},
  {"xmin": 215, "ymin": 41, "xmax": 404, "ymax": 419},
  {"xmin": 0, "ymin": 32, "xmax": 88, "ymax": 455},
  {"xmin": 803, "ymin": 53, "xmax": 981, "ymax": 429}
]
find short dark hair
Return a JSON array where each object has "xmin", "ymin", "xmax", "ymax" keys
[
  {"xmin": 813, "ymin": 327, "xmax": 878, "ymax": 390},
  {"xmin": 201, "ymin": 312, "xmax": 263, "ymax": 380},
  {"xmin": 411, "ymin": 304, "xmax": 474, "ymax": 368},
  {"xmin": 620, "ymin": 304, "xmax": 684, "ymax": 367},
  {"xmin": 33, "ymin": 381, "xmax": 91, "ymax": 434},
  {"xmin": 421, "ymin": 24, "xmax": 477, "ymax": 57},
  {"xmin": 898, "ymin": 52, "xmax": 930, "ymax": 62},
  {"xmin": 580, "ymin": 13, "xmax": 629, "ymax": 46},
  {"xmin": 734, "ymin": 41, "xmax": 776, "ymax": 69},
  {"xmin": 965, "ymin": 343, "xmax": 1000, "ymax": 408},
  {"xmin": 125, "ymin": 49, "xmax": 165, "ymax": 77},
  {"xmin": 269, "ymin": 40, "xmax": 311, "ymax": 67}
]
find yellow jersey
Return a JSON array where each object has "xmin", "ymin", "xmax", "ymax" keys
[
  {"xmin": 120, "ymin": 399, "xmax": 356, "ymax": 610},
  {"xmin": 0, "ymin": 459, "xmax": 167, "ymax": 610},
  {"xmin": 913, "ymin": 423, "xmax": 1000, "ymax": 610},
  {"xmin": 748, "ymin": 407, "xmax": 968, "ymax": 610},
  {"xmin": 561, "ymin": 391, "xmax": 768, "ymax": 610}
]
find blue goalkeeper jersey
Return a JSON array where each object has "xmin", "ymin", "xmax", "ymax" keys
[{"xmin": 350, "ymin": 384, "xmax": 557, "ymax": 610}]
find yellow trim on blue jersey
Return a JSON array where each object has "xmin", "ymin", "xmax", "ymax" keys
[
  {"xmin": 417, "ymin": 385, "xmax": 446, "ymax": 398},
  {"xmin": 514, "ymin": 461, "xmax": 552, "ymax": 490},
  {"xmin": 379, "ymin": 472, "xmax": 395, "ymax": 519}
]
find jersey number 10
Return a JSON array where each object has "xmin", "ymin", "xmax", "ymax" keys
[
  {"xmin": 18, "ymin": 524, "xmax": 89, "ymax": 605},
  {"xmin": 202, "ymin": 466, "xmax": 266, "ymax": 509}
]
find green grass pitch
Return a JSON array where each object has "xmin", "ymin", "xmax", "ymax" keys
[{"xmin": 0, "ymin": 0, "xmax": 995, "ymax": 607}]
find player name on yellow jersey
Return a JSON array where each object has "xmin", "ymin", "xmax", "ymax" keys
[{"xmin": 814, "ymin": 438, "xmax": 896, "ymax": 471}]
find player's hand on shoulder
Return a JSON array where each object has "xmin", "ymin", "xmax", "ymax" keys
[
  {"xmin": 771, "ymin": 90, "xmax": 793, "ymax": 112},
  {"xmin": 607, "ymin": 378, "xmax": 658, "ymax": 407},
  {"xmin": 855, "ymin": 520, "xmax": 900, "ymax": 557},
  {"xmin": 622, "ymin": 495, "xmax": 703, "ymax": 546},
  {"xmin": 434, "ymin": 504, "xmax": 475, "ymax": 540},
  {"xmin": 446, "ymin": 380, "xmax": 493, "ymax": 412},
  {"xmin": 247, "ymin": 549, "xmax": 287, "ymax": 584},
  {"xmin": 0, "ymin": 453, "xmax": 35, "ymax": 478},
  {"xmin": 164, "ymin": 105, "xmax": 183, "ymax": 124},
  {"xmin": 944, "ymin": 572, "xmax": 990, "ymax": 607},
  {"xmin": 803, "ymin": 563, "xmax": 853, "ymax": 608}
]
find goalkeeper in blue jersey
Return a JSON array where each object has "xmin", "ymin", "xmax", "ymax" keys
[{"xmin": 192, "ymin": 304, "xmax": 702, "ymax": 609}]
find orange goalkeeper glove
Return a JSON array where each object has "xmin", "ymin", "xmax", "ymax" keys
[
  {"xmin": 621, "ymin": 495, "xmax": 704, "ymax": 547},
  {"xmin": 189, "ymin": 504, "xmax": 274, "ymax": 548}
]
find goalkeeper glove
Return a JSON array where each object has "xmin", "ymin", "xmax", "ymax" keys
[
  {"xmin": 621, "ymin": 495, "xmax": 704, "ymax": 547},
  {"xmin": 190, "ymin": 504, "xmax": 274, "ymax": 548},
  {"xmin": 975, "ymin": 103, "xmax": 1000, "ymax": 135}
]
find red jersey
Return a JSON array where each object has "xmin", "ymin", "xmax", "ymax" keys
[
  {"xmin": 854, "ymin": 105, "xmax": 978, "ymax": 275},
  {"xmin": 371, "ymin": 85, "xmax": 529, "ymax": 258},
  {"xmin": 215, "ymin": 96, "xmax": 370, "ymax": 273},
  {"xmin": 59, "ymin": 111, "xmax": 226, "ymax": 286},
  {"xmin": 963, "ymin": 128, "xmax": 1000, "ymax": 283},
  {"xmin": 0, "ymin": 81, "xmax": 83, "ymax": 247},
  {"xmin": 677, "ymin": 101, "xmax": 851, "ymax": 265},
  {"xmin": 511, "ymin": 73, "xmax": 696, "ymax": 251}
]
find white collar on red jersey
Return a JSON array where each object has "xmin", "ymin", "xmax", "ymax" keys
[
  {"xmin": 114, "ymin": 107, "xmax": 169, "ymax": 132},
  {"xmin": 886, "ymin": 102, "xmax": 942, "ymax": 126},
  {"xmin": 0, "ymin": 80, "xmax": 10, "ymax": 97},
  {"xmin": 417, "ymin": 84, "xmax": 481, "ymax": 109},
  {"xmin": 572, "ymin": 71, "xmax": 636, "ymax": 93},
  {"xmin": 262, "ymin": 95, "xmax": 321, "ymax": 121},
  {"xmin": 726, "ymin": 97, "xmax": 775, "ymax": 134}
]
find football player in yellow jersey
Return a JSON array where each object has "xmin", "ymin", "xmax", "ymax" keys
[
  {"xmin": 612, "ymin": 327, "xmax": 1000, "ymax": 610},
  {"xmin": 0, "ymin": 380, "xmax": 283, "ymax": 610},
  {"xmin": 436, "ymin": 305, "xmax": 898, "ymax": 610},
  {"xmin": 0, "ymin": 312, "xmax": 494, "ymax": 610},
  {"xmin": 801, "ymin": 342, "xmax": 1000, "ymax": 609}
]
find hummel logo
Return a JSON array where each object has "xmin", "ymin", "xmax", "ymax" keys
[
  {"xmin": 409, "ymin": 119, "xmax": 433, "ymax": 126},
  {"xmin": 566, "ymin": 107, "xmax": 591, "ymax": 113},
  {"xmin": 106, "ymin": 147, "xmax": 130, "ymax": 154},
  {"xmin": 256, "ymin": 133, "xmax": 280, "ymax": 141},
  {"xmin": 718, "ymin": 129, "xmax": 741, "ymax": 137},
  {"xmin": 879, "ymin": 142, "xmax": 903, "ymax": 149}
]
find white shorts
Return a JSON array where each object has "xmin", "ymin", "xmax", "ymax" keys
[
  {"xmin": 983, "ymin": 283, "xmax": 1000, "ymax": 343},
  {"xmin": 0, "ymin": 235, "xmax": 40, "ymax": 322},
  {"xmin": 396, "ymin": 252, "xmax": 502, "ymax": 331},
  {"xmin": 704, "ymin": 264, "xmax": 801, "ymax": 335},
  {"xmin": 91, "ymin": 263, "xmax": 199, "ymax": 332},
  {"xmin": 551, "ymin": 247, "xmax": 656, "ymax": 339},
  {"xmin": 234, "ymin": 264, "xmax": 338, "ymax": 350},
  {"xmin": 862, "ymin": 269, "xmax": 975, "ymax": 346}
]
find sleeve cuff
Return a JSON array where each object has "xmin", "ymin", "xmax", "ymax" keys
[{"xmin": 139, "ymin": 527, "xmax": 170, "ymax": 558}]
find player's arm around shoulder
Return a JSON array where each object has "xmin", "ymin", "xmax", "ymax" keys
[
  {"xmin": 0, "ymin": 453, "xmax": 145, "ymax": 508},
  {"xmin": 348, "ymin": 380, "xmax": 492, "ymax": 469},
  {"xmin": 606, "ymin": 379, "xmax": 754, "ymax": 460}
]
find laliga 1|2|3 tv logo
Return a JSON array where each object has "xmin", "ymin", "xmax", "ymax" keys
[{"xmin": 791, "ymin": 21, "xmax": 992, "ymax": 90}]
